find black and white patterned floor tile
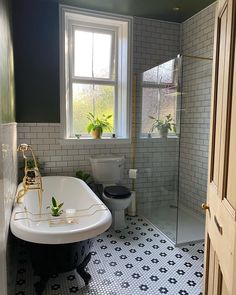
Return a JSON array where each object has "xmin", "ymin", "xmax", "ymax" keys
[{"xmin": 14, "ymin": 215, "xmax": 204, "ymax": 295}]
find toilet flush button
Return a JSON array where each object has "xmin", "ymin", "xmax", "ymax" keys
[{"xmin": 129, "ymin": 169, "xmax": 137, "ymax": 179}]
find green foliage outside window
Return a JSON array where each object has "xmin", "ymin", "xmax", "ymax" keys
[{"xmin": 73, "ymin": 84, "xmax": 114, "ymax": 135}]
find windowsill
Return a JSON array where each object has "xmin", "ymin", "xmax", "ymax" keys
[
  {"xmin": 139, "ymin": 134, "xmax": 179, "ymax": 140},
  {"xmin": 59, "ymin": 137, "xmax": 131, "ymax": 145}
]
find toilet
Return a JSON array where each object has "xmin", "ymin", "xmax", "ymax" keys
[{"xmin": 90, "ymin": 155, "xmax": 132, "ymax": 230}]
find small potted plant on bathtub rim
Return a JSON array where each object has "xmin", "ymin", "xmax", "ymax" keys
[
  {"xmin": 47, "ymin": 197, "xmax": 64, "ymax": 217},
  {"xmin": 149, "ymin": 114, "xmax": 176, "ymax": 138},
  {"xmin": 86, "ymin": 112, "xmax": 112, "ymax": 139}
]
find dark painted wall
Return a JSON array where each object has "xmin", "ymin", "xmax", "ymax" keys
[
  {"xmin": 0, "ymin": 0, "xmax": 15, "ymax": 123},
  {"xmin": 12, "ymin": 0, "xmax": 60, "ymax": 122}
]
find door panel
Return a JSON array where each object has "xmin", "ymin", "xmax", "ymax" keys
[
  {"xmin": 221, "ymin": 279, "xmax": 230, "ymax": 295},
  {"xmin": 225, "ymin": 40, "xmax": 236, "ymax": 209},
  {"xmin": 204, "ymin": 0, "xmax": 236, "ymax": 294},
  {"xmin": 205, "ymin": 236, "xmax": 215, "ymax": 295},
  {"xmin": 211, "ymin": 2, "xmax": 228, "ymax": 188}
]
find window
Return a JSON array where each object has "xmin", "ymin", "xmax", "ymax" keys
[
  {"xmin": 141, "ymin": 58, "xmax": 180, "ymax": 137},
  {"xmin": 60, "ymin": 7, "xmax": 132, "ymax": 140}
]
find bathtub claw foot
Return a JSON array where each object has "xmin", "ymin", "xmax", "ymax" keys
[
  {"xmin": 77, "ymin": 268, "xmax": 91, "ymax": 285},
  {"xmin": 34, "ymin": 275, "xmax": 49, "ymax": 295},
  {"xmin": 76, "ymin": 252, "xmax": 92, "ymax": 285}
]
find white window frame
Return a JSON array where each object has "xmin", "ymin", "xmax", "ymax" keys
[{"xmin": 60, "ymin": 5, "xmax": 132, "ymax": 143}]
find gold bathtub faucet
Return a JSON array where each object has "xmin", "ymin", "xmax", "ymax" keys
[{"xmin": 16, "ymin": 144, "xmax": 43, "ymax": 211}]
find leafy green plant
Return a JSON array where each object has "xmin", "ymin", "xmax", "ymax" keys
[
  {"xmin": 25, "ymin": 157, "xmax": 40, "ymax": 169},
  {"xmin": 75, "ymin": 170, "xmax": 91, "ymax": 183},
  {"xmin": 47, "ymin": 197, "xmax": 64, "ymax": 217},
  {"xmin": 86, "ymin": 112, "xmax": 112, "ymax": 135},
  {"xmin": 24, "ymin": 157, "xmax": 42, "ymax": 179},
  {"xmin": 149, "ymin": 114, "xmax": 176, "ymax": 134}
]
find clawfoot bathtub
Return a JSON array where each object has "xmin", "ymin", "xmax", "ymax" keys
[{"xmin": 10, "ymin": 176, "xmax": 112, "ymax": 294}]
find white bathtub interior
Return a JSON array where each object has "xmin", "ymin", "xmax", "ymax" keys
[{"xmin": 10, "ymin": 176, "xmax": 112, "ymax": 244}]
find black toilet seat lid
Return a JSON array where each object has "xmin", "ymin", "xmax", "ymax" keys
[{"xmin": 104, "ymin": 186, "xmax": 131, "ymax": 199}]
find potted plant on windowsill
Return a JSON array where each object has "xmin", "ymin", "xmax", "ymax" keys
[
  {"xmin": 149, "ymin": 114, "xmax": 176, "ymax": 138},
  {"xmin": 86, "ymin": 112, "xmax": 112, "ymax": 139}
]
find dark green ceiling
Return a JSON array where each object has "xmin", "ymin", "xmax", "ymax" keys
[{"xmin": 59, "ymin": 0, "xmax": 216, "ymax": 22}]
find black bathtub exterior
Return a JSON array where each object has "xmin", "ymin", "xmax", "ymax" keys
[{"xmin": 26, "ymin": 238, "xmax": 94, "ymax": 294}]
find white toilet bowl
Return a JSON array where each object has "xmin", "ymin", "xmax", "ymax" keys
[{"xmin": 102, "ymin": 185, "xmax": 132, "ymax": 230}]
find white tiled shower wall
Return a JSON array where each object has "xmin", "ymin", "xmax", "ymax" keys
[
  {"xmin": 17, "ymin": 5, "xmax": 216, "ymax": 215},
  {"xmin": 133, "ymin": 17, "xmax": 180, "ymax": 209},
  {"xmin": 179, "ymin": 3, "xmax": 216, "ymax": 217}
]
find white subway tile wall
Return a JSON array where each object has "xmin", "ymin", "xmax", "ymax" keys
[
  {"xmin": 179, "ymin": 3, "xmax": 216, "ymax": 217},
  {"xmin": 17, "ymin": 122, "xmax": 132, "ymax": 187}
]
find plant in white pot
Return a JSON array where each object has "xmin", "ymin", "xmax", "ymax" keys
[
  {"xmin": 86, "ymin": 112, "xmax": 112, "ymax": 139},
  {"xmin": 149, "ymin": 114, "xmax": 176, "ymax": 138}
]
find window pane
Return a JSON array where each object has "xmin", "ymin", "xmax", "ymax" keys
[
  {"xmin": 141, "ymin": 86, "xmax": 177, "ymax": 134},
  {"xmin": 93, "ymin": 33, "xmax": 112, "ymax": 79},
  {"xmin": 72, "ymin": 84, "xmax": 93, "ymax": 134},
  {"xmin": 74, "ymin": 30, "xmax": 93, "ymax": 77},
  {"xmin": 72, "ymin": 83, "xmax": 114, "ymax": 135},
  {"xmin": 143, "ymin": 67, "xmax": 159, "ymax": 83},
  {"xmin": 143, "ymin": 59, "xmax": 175, "ymax": 84},
  {"xmin": 159, "ymin": 87, "xmax": 177, "ymax": 122},
  {"xmin": 74, "ymin": 30, "xmax": 113, "ymax": 79},
  {"xmin": 157, "ymin": 59, "xmax": 174, "ymax": 83},
  {"xmin": 141, "ymin": 87, "xmax": 160, "ymax": 134},
  {"xmin": 93, "ymin": 85, "xmax": 114, "ymax": 129}
]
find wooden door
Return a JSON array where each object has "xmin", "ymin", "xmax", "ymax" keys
[{"xmin": 204, "ymin": 0, "xmax": 236, "ymax": 294}]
